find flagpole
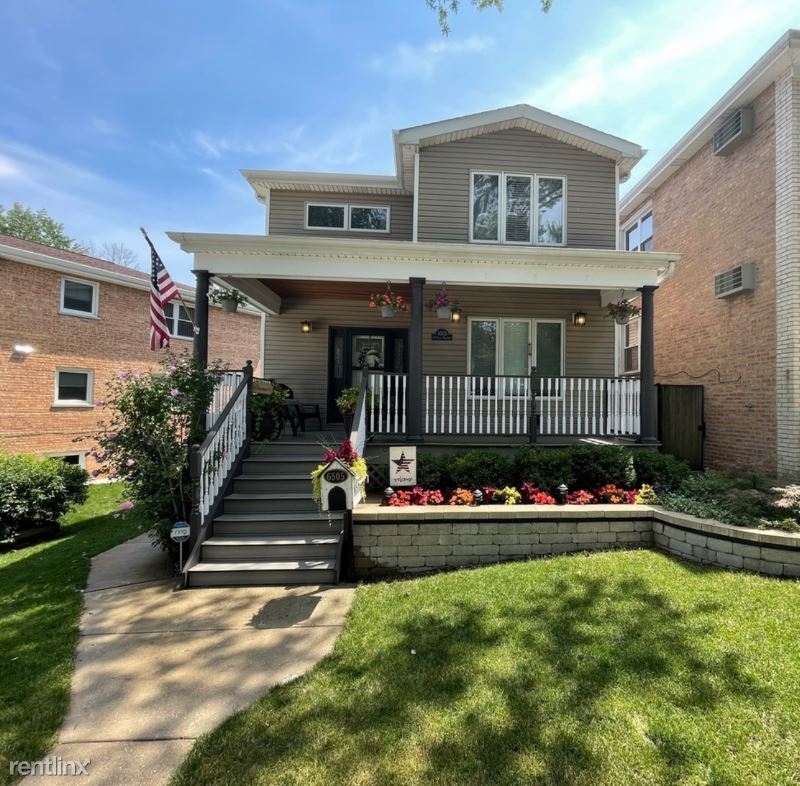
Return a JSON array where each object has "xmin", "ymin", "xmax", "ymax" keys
[{"xmin": 140, "ymin": 227, "xmax": 199, "ymax": 334}]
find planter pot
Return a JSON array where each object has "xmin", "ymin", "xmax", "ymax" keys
[
  {"xmin": 221, "ymin": 300, "xmax": 239, "ymax": 313},
  {"xmin": 342, "ymin": 412, "xmax": 354, "ymax": 435},
  {"xmin": 613, "ymin": 314, "xmax": 630, "ymax": 325},
  {"xmin": 380, "ymin": 304, "xmax": 394, "ymax": 318},
  {"xmin": 436, "ymin": 306, "xmax": 451, "ymax": 319}
]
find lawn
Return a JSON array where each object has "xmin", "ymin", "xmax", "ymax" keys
[
  {"xmin": 172, "ymin": 551, "xmax": 800, "ymax": 786},
  {"xmin": 0, "ymin": 484, "xmax": 148, "ymax": 784}
]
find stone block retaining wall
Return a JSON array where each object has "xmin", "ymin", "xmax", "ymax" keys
[{"xmin": 352, "ymin": 505, "xmax": 800, "ymax": 579}]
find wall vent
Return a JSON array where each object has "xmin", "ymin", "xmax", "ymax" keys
[
  {"xmin": 714, "ymin": 262, "xmax": 755, "ymax": 298},
  {"xmin": 712, "ymin": 107, "xmax": 754, "ymax": 155}
]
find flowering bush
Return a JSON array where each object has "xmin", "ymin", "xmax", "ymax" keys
[
  {"xmin": 565, "ymin": 489, "xmax": 595, "ymax": 505},
  {"xmin": 310, "ymin": 440, "xmax": 368, "ymax": 507},
  {"xmin": 93, "ymin": 352, "xmax": 225, "ymax": 552},
  {"xmin": 520, "ymin": 483, "xmax": 557, "ymax": 504},
  {"xmin": 494, "ymin": 486, "xmax": 521, "ymax": 505},
  {"xmin": 448, "ymin": 488, "xmax": 475, "ymax": 506},
  {"xmin": 482, "ymin": 486, "xmax": 497, "ymax": 504},
  {"xmin": 369, "ymin": 290, "xmax": 409, "ymax": 313},
  {"xmin": 634, "ymin": 484, "xmax": 658, "ymax": 504},
  {"xmin": 595, "ymin": 484, "xmax": 629, "ymax": 504},
  {"xmin": 384, "ymin": 487, "xmax": 445, "ymax": 506}
]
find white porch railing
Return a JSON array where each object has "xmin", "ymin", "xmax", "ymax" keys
[
  {"xmin": 365, "ymin": 373, "xmax": 641, "ymax": 438},
  {"xmin": 206, "ymin": 370, "xmax": 244, "ymax": 428}
]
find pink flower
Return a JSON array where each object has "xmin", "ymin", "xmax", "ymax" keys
[
  {"xmin": 170, "ymin": 388, "xmax": 180, "ymax": 397},
  {"xmin": 126, "ymin": 458, "xmax": 135, "ymax": 467},
  {"xmin": 118, "ymin": 371, "xmax": 128, "ymax": 380},
  {"xmin": 118, "ymin": 501, "xmax": 134, "ymax": 512},
  {"xmin": 107, "ymin": 432, "xmax": 118, "ymax": 441}
]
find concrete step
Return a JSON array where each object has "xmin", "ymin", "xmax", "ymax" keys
[
  {"xmin": 186, "ymin": 559, "xmax": 337, "ymax": 587},
  {"xmin": 213, "ymin": 511, "xmax": 341, "ymax": 535},
  {"xmin": 233, "ymin": 474, "xmax": 312, "ymax": 494},
  {"xmin": 223, "ymin": 492, "xmax": 319, "ymax": 514},
  {"xmin": 201, "ymin": 534, "xmax": 340, "ymax": 560}
]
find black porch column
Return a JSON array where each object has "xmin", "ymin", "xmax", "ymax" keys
[
  {"xmin": 638, "ymin": 284, "xmax": 658, "ymax": 444},
  {"xmin": 407, "ymin": 276, "xmax": 426, "ymax": 441},
  {"xmin": 193, "ymin": 269, "xmax": 210, "ymax": 367}
]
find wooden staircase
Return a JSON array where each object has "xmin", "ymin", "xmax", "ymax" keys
[{"xmin": 185, "ymin": 441, "xmax": 343, "ymax": 587}]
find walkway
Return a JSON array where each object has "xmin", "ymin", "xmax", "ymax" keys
[{"xmin": 23, "ymin": 535, "xmax": 355, "ymax": 786}]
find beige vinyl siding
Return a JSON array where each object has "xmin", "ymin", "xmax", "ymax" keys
[
  {"xmin": 417, "ymin": 128, "xmax": 616, "ymax": 248},
  {"xmin": 268, "ymin": 191, "xmax": 413, "ymax": 240},
  {"xmin": 263, "ymin": 288, "xmax": 615, "ymax": 424}
]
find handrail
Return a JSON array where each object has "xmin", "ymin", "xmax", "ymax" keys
[
  {"xmin": 185, "ymin": 361, "xmax": 253, "ymax": 578},
  {"xmin": 349, "ymin": 366, "xmax": 370, "ymax": 456}
]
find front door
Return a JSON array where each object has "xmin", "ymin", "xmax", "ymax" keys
[{"xmin": 327, "ymin": 327, "xmax": 408, "ymax": 422}]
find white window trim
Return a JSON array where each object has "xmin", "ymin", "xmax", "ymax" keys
[
  {"xmin": 47, "ymin": 452, "xmax": 87, "ymax": 469},
  {"xmin": 466, "ymin": 317, "xmax": 565, "ymax": 397},
  {"xmin": 305, "ymin": 202, "xmax": 347, "ymax": 231},
  {"xmin": 469, "ymin": 171, "xmax": 567, "ymax": 247},
  {"xmin": 349, "ymin": 204, "xmax": 391, "ymax": 233},
  {"xmin": 621, "ymin": 204, "xmax": 653, "ymax": 252},
  {"xmin": 618, "ymin": 316, "xmax": 641, "ymax": 376},
  {"xmin": 164, "ymin": 302, "xmax": 194, "ymax": 341},
  {"xmin": 54, "ymin": 368, "xmax": 94, "ymax": 407},
  {"xmin": 60, "ymin": 277, "xmax": 99, "ymax": 318}
]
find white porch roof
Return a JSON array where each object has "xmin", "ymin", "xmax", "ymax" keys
[{"xmin": 167, "ymin": 232, "xmax": 678, "ymax": 316}]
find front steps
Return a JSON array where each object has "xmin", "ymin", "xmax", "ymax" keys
[{"xmin": 185, "ymin": 442, "xmax": 343, "ymax": 587}]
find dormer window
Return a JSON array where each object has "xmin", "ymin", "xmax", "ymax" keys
[
  {"xmin": 470, "ymin": 172, "xmax": 565, "ymax": 246},
  {"xmin": 305, "ymin": 203, "xmax": 390, "ymax": 233}
]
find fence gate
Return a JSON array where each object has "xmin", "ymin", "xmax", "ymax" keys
[{"xmin": 657, "ymin": 385, "xmax": 704, "ymax": 470}]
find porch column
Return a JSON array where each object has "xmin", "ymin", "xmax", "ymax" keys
[
  {"xmin": 638, "ymin": 284, "xmax": 658, "ymax": 444},
  {"xmin": 193, "ymin": 269, "xmax": 210, "ymax": 367},
  {"xmin": 407, "ymin": 276, "xmax": 426, "ymax": 441}
]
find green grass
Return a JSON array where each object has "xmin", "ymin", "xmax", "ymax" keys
[
  {"xmin": 172, "ymin": 551, "xmax": 800, "ymax": 786},
  {"xmin": 0, "ymin": 484, "xmax": 147, "ymax": 784}
]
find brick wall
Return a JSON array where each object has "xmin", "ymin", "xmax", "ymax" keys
[
  {"xmin": 0, "ymin": 258, "xmax": 262, "ymax": 471},
  {"xmin": 626, "ymin": 84, "xmax": 778, "ymax": 473}
]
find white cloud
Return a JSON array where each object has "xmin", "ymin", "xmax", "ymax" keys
[{"xmin": 370, "ymin": 35, "xmax": 494, "ymax": 79}]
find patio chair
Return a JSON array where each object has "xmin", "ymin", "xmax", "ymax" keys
[{"xmin": 271, "ymin": 381, "xmax": 323, "ymax": 432}]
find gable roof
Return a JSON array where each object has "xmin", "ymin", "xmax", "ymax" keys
[
  {"xmin": 621, "ymin": 29, "xmax": 800, "ymax": 217},
  {"xmin": 243, "ymin": 103, "xmax": 645, "ymax": 200}
]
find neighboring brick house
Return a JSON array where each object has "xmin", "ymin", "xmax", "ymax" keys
[
  {"xmin": 0, "ymin": 233, "xmax": 264, "ymax": 472},
  {"xmin": 620, "ymin": 29, "xmax": 800, "ymax": 478}
]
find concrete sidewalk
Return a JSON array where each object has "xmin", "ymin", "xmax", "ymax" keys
[{"xmin": 22, "ymin": 535, "xmax": 355, "ymax": 786}]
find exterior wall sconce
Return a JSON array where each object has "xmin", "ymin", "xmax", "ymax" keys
[
  {"xmin": 13, "ymin": 344, "xmax": 34, "ymax": 354},
  {"xmin": 300, "ymin": 320, "xmax": 312, "ymax": 334},
  {"xmin": 450, "ymin": 307, "xmax": 462, "ymax": 322},
  {"xmin": 572, "ymin": 312, "xmax": 587, "ymax": 327}
]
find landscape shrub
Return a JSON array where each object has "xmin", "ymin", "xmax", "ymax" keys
[
  {"xmin": 416, "ymin": 453, "xmax": 451, "ymax": 490},
  {"xmin": 448, "ymin": 450, "xmax": 512, "ymax": 490},
  {"xmin": 568, "ymin": 445, "xmax": 634, "ymax": 491},
  {"xmin": 513, "ymin": 447, "xmax": 572, "ymax": 492},
  {"xmin": 0, "ymin": 453, "xmax": 88, "ymax": 539},
  {"xmin": 632, "ymin": 450, "xmax": 691, "ymax": 491}
]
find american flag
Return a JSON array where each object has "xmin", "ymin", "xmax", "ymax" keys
[{"xmin": 148, "ymin": 242, "xmax": 179, "ymax": 351}]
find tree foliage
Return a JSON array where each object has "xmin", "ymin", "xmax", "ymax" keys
[
  {"xmin": 426, "ymin": 0, "xmax": 552, "ymax": 35},
  {"xmin": 0, "ymin": 202, "xmax": 86, "ymax": 252}
]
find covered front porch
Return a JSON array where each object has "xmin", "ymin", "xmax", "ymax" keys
[{"xmin": 169, "ymin": 233, "xmax": 677, "ymax": 444}]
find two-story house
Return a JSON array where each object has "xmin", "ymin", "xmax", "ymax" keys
[
  {"xmin": 620, "ymin": 29, "xmax": 800, "ymax": 479},
  {"xmin": 170, "ymin": 104, "xmax": 680, "ymax": 447},
  {"xmin": 0, "ymin": 233, "xmax": 265, "ymax": 471}
]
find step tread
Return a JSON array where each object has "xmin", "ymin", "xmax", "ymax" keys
[
  {"xmin": 189, "ymin": 559, "xmax": 336, "ymax": 572},
  {"xmin": 225, "ymin": 492, "xmax": 315, "ymax": 500},
  {"xmin": 214, "ymin": 511, "xmax": 341, "ymax": 522},
  {"xmin": 237, "ymin": 473, "xmax": 312, "ymax": 480},
  {"xmin": 204, "ymin": 535, "xmax": 339, "ymax": 546}
]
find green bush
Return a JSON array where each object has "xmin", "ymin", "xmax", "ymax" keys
[
  {"xmin": 0, "ymin": 453, "xmax": 88, "ymax": 539},
  {"xmin": 513, "ymin": 447, "xmax": 572, "ymax": 493},
  {"xmin": 632, "ymin": 450, "xmax": 691, "ymax": 491},
  {"xmin": 449, "ymin": 450, "xmax": 513, "ymax": 489},
  {"xmin": 416, "ymin": 453, "xmax": 450, "ymax": 490},
  {"xmin": 568, "ymin": 445, "xmax": 634, "ymax": 491}
]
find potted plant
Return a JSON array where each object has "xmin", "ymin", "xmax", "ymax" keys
[
  {"xmin": 250, "ymin": 382, "xmax": 287, "ymax": 441},
  {"xmin": 427, "ymin": 286, "xmax": 458, "ymax": 319},
  {"xmin": 606, "ymin": 297, "xmax": 641, "ymax": 325},
  {"xmin": 335, "ymin": 386, "xmax": 375, "ymax": 434},
  {"xmin": 369, "ymin": 285, "xmax": 409, "ymax": 318},
  {"xmin": 209, "ymin": 286, "xmax": 248, "ymax": 313}
]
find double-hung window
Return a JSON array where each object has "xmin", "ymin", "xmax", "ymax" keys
[
  {"xmin": 54, "ymin": 369, "xmax": 93, "ymax": 406},
  {"xmin": 468, "ymin": 317, "xmax": 564, "ymax": 395},
  {"xmin": 60, "ymin": 278, "xmax": 98, "ymax": 317},
  {"xmin": 470, "ymin": 172, "xmax": 565, "ymax": 245},
  {"xmin": 164, "ymin": 302, "xmax": 194, "ymax": 339},
  {"xmin": 623, "ymin": 210, "xmax": 653, "ymax": 251}
]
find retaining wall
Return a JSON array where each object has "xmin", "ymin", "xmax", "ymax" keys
[{"xmin": 352, "ymin": 505, "xmax": 800, "ymax": 579}]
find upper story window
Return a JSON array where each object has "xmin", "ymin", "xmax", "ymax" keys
[
  {"xmin": 164, "ymin": 302, "xmax": 194, "ymax": 339},
  {"xmin": 60, "ymin": 278, "xmax": 98, "ymax": 317},
  {"xmin": 305, "ymin": 203, "xmax": 390, "ymax": 233},
  {"xmin": 623, "ymin": 209, "xmax": 653, "ymax": 251},
  {"xmin": 470, "ymin": 172, "xmax": 565, "ymax": 246},
  {"xmin": 54, "ymin": 369, "xmax": 93, "ymax": 406}
]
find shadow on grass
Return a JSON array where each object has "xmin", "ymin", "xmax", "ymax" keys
[{"xmin": 174, "ymin": 558, "xmax": 774, "ymax": 786}]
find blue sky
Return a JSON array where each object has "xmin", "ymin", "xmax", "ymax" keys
[{"xmin": 1, "ymin": 0, "xmax": 798, "ymax": 285}]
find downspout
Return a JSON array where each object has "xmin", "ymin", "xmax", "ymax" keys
[
  {"xmin": 614, "ymin": 163, "xmax": 620, "ymax": 249},
  {"xmin": 412, "ymin": 151, "xmax": 420, "ymax": 243}
]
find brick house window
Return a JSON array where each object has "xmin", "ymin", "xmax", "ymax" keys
[
  {"xmin": 164, "ymin": 302, "xmax": 194, "ymax": 339},
  {"xmin": 60, "ymin": 278, "xmax": 98, "ymax": 317},
  {"xmin": 470, "ymin": 172, "xmax": 566, "ymax": 246},
  {"xmin": 623, "ymin": 210, "xmax": 653, "ymax": 251},
  {"xmin": 54, "ymin": 369, "xmax": 93, "ymax": 406}
]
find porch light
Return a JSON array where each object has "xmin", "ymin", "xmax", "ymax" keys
[
  {"xmin": 572, "ymin": 312, "xmax": 587, "ymax": 327},
  {"xmin": 300, "ymin": 320, "xmax": 312, "ymax": 333},
  {"xmin": 13, "ymin": 344, "xmax": 34, "ymax": 354},
  {"xmin": 450, "ymin": 307, "xmax": 462, "ymax": 322}
]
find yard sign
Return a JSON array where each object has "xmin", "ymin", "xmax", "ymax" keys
[{"xmin": 389, "ymin": 446, "xmax": 417, "ymax": 487}]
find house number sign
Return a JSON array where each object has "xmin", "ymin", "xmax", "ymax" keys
[
  {"xmin": 431, "ymin": 328, "xmax": 453, "ymax": 341},
  {"xmin": 323, "ymin": 469, "xmax": 350, "ymax": 484}
]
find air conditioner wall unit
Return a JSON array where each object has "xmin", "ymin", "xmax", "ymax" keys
[
  {"xmin": 713, "ymin": 107, "xmax": 754, "ymax": 156},
  {"xmin": 715, "ymin": 262, "xmax": 755, "ymax": 298}
]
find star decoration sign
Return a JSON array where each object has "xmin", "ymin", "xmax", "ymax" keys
[{"xmin": 389, "ymin": 446, "xmax": 417, "ymax": 487}]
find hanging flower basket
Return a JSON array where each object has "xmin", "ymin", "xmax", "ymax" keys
[
  {"xmin": 221, "ymin": 300, "xmax": 239, "ymax": 313},
  {"xmin": 369, "ymin": 282, "xmax": 409, "ymax": 316},
  {"xmin": 606, "ymin": 297, "xmax": 640, "ymax": 325},
  {"xmin": 436, "ymin": 306, "xmax": 451, "ymax": 319},
  {"xmin": 427, "ymin": 283, "xmax": 458, "ymax": 320},
  {"xmin": 209, "ymin": 286, "xmax": 247, "ymax": 313}
]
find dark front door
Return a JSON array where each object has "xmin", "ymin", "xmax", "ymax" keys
[
  {"xmin": 328, "ymin": 327, "xmax": 408, "ymax": 422},
  {"xmin": 657, "ymin": 384, "xmax": 705, "ymax": 469}
]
